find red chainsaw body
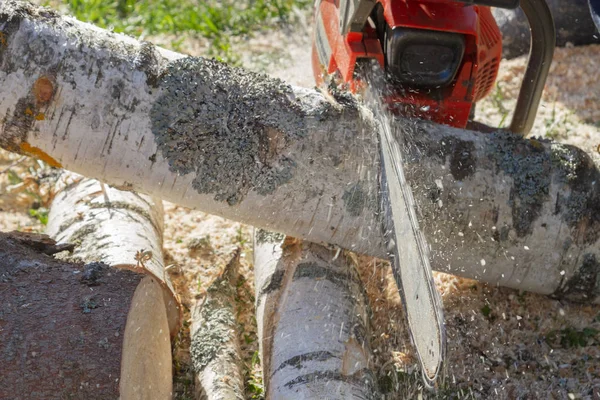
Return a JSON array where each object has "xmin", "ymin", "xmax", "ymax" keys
[{"xmin": 312, "ymin": 0, "xmax": 502, "ymax": 127}]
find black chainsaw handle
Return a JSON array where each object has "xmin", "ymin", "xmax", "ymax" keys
[{"xmin": 509, "ymin": 0, "xmax": 555, "ymax": 135}]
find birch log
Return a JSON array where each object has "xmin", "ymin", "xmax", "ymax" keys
[
  {"xmin": 190, "ymin": 250, "xmax": 245, "ymax": 400},
  {"xmin": 0, "ymin": 1, "xmax": 598, "ymax": 302},
  {"xmin": 45, "ymin": 174, "xmax": 182, "ymax": 399},
  {"xmin": 45, "ymin": 173, "xmax": 182, "ymax": 336},
  {"xmin": 253, "ymin": 230, "xmax": 381, "ymax": 399}
]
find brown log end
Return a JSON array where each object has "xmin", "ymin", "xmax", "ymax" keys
[{"xmin": 0, "ymin": 230, "xmax": 143, "ymax": 399}]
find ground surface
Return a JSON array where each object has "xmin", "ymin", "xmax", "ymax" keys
[{"xmin": 1, "ymin": 3, "xmax": 600, "ymax": 399}]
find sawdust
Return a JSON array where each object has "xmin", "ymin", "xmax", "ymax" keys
[{"xmin": 1, "ymin": 12, "xmax": 599, "ymax": 400}]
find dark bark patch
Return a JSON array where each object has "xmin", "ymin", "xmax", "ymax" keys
[
  {"xmin": 554, "ymin": 253, "xmax": 600, "ymax": 302},
  {"xmin": 282, "ymin": 369, "xmax": 379, "ymax": 398},
  {"xmin": 408, "ymin": 131, "xmax": 477, "ymax": 180},
  {"xmin": 0, "ymin": 96, "xmax": 36, "ymax": 151},
  {"xmin": 150, "ymin": 57, "xmax": 307, "ymax": 205},
  {"xmin": 293, "ymin": 262, "xmax": 353, "ymax": 289},
  {"xmin": 550, "ymin": 143, "xmax": 600, "ymax": 245},
  {"xmin": 258, "ymin": 269, "xmax": 285, "ymax": 299},
  {"xmin": 487, "ymin": 132, "xmax": 552, "ymax": 237},
  {"xmin": 272, "ymin": 351, "xmax": 337, "ymax": 377}
]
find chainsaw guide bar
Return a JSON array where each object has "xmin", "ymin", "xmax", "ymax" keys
[{"xmin": 364, "ymin": 76, "xmax": 446, "ymax": 388}]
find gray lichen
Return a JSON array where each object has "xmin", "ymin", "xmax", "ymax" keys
[
  {"xmin": 487, "ymin": 132, "xmax": 552, "ymax": 237},
  {"xmin": 551, "ymin": 143, "xmax": 580, "ymax": 181},
  {"xmin": 550, "ymin": 143, "xmax": 600, "ymax": 244},
  {"xmin": 255, "ymin": 229, "xmax": 285, "ymax": 245},
  {"xmin": 190, "ymin": 297, "xmax": 236, "ymax": 372},
  {"xmin": 150, "ymin": 57, "xmax": 307, "ymax": 205}
]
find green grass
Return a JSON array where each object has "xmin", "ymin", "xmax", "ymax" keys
[
  {"xmin": 546, "ymin": 327, "xmax": 599, "ymax": 348},
  {"xmin": 51, "ymin": 0, "xmax": 312, "ymax": 62},
  {"xmin": 489, "ymin": 82, "xmax": 510, "ymax": 128},
  {"xmin": 28, "ymin": 207, "xmax": 49, "ymax": 225}
]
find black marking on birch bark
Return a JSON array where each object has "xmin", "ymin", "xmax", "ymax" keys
[
  {"xmin": 554, "ymin": 253, "xmax": 600, "ymax": 302},
  {"xmin": 150, "ymin": 57, "xmax": 307, "ymax": 205},
  {"xmin": 1, "ymin": 97, "xmax": 34, "ymax": 151},
  {"xmin": 57, "ymin": 215, "xmax": 84, "ymax": 234},
  {"xmin": 271, "ymin": 351, "xmax": 338, "ymax": 377},
  {"xmin": 68, "ymin": 224, "xmax": 97, "ymax": 246},
  {"xmin": 282, "ymin": 369, "xmax": 379, "ymax": 398},
  {"xmin": 293, "ymin": 262, "xmax": 354, "ymax": 289},
  {"xmin": 258, "ymin": 269, "xmax": 285, "ymax": 298},
  {"xmin": 87, "ymin": 200, "xmax": 158, "ymax": 235}
]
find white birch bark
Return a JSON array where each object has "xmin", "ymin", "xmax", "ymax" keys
[
  {"xmin": 190, "ymin": 250, "xmax": 245, "ymax": 400},
  {"xmin": 253, "ymin": 230, "xmax": 381, "ymax": 399},
  {"xmin": 0, "ymin": 1, "xmax": 598, "ymax": 302}
]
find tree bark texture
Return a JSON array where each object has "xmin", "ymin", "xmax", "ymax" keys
[
  {"xmin": 0, "ymin": 231, "xmax": 142, "ymax": 399},
  {"xmin": 0, "ymin": 1, "xmax": 598, "ymax": 302},
  {"xmin": 45, "ymin": 172, "xmax": 182, "ymax": 336},
  {"xmin": 190, "ymin": 250, "xmax": 245, "ymax": 400},
  {"xmin": 253, "ymin": 230, "xmax": 381, "ymax": 399}
]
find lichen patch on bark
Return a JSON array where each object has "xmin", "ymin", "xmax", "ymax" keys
[
  {"xmin": 255, "ymin": 229, "xmax": 285, "ymax": 245},
  {"xmin": 487, "ymin": 131, "xmax": 552, "ymax": 237},
  {"xmin": 150, "ymin": 57, "xmax": 307, "ymax": 205},
  {"xmin": 550, "ymin": 143, "xmax": 600, "ymax": 245}
]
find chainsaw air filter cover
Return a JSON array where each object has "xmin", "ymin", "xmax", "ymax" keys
[{"xmin": 385, "ymin": 27, "xmax": 465, "ymax": 88}]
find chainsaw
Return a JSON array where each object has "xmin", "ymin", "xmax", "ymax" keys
[{"xmin": 312, "ymin": 0, "xmax": 556, "ymax": 388}]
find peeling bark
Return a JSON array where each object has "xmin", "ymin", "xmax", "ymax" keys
[
  {"xmin": 0, "ymin": 231, "xmax": 141, "ymax": 399},
  {"xmin": 253, "ymin": 230, "xmax": 381, "ymax": 399},
  {"xmin": 0, "ymin": 1, "xmax": 599, "ymax": 302},
  {"xmin": 190, "ymin": 250, "xmax": 245, "ymax": 400}
]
